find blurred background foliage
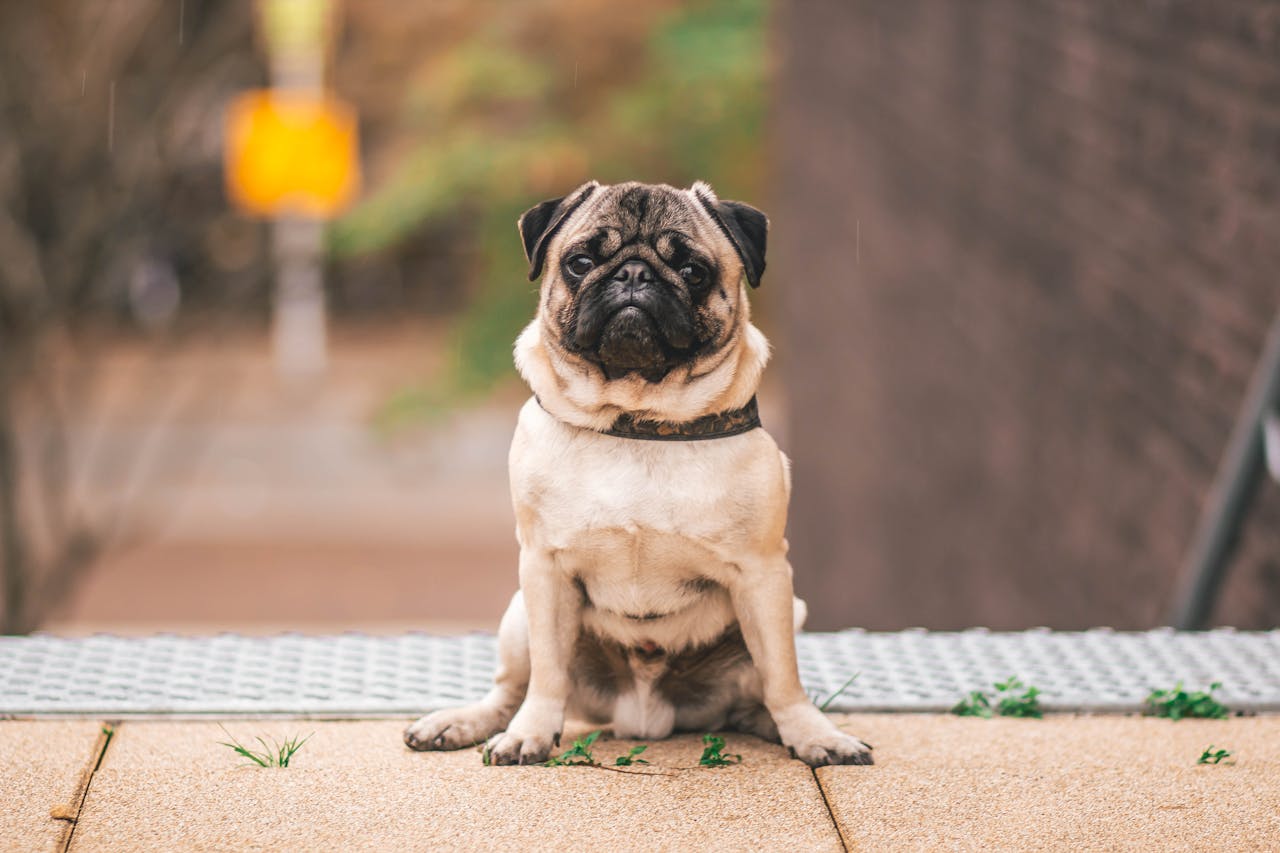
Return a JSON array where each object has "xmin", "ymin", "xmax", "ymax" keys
[
  {"xmin": 330, "ymin": 0, "xmax": 767, "ymax": 429},
  {"xmin": 0, "ymin": 0, "xmax": 771, "ymax": 632},
  {"xmin": 7, "ymin": 0, "xmax": 1274, "ymax": 634}
]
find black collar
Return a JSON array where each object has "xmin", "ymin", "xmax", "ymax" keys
[{"xmin": 538, "ymin": 396, "xmax": 762, "ymax": 441}]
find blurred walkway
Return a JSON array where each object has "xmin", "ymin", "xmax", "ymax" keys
[{"xmin": 46, "ymin": 325, "xmax": 522, "ymax": 634}]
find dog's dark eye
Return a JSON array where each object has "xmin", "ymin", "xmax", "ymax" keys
[
  {"xmin": 565, "ymin": 255, "xmax": 595, "ymax": 277},
  {"xmin": 679, "ymin": 264, "xmax": 706, "ymax": 286}
]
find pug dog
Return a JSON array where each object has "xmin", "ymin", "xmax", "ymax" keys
[{"xmin": 404, "ymin": 180, "xmax": 872, "ymax": 767}]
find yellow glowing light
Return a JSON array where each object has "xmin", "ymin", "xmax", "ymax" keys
[{"xmin": 224, "ymin": 90, "xmax": 360, "ymax": 219}]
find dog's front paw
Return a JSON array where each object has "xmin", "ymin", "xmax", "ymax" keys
[
  {"xmin": 484, "ymin": 728, "xmax": 560, "ymax": 766},
  {"xmin": 789, "ymin": 729, "xmax": 874, "ymax": 767},
  {"xmin": 774, "ymin": 703, "xmax": 874, "ymax": 767},
  {"xmin": 405, "ymin": 703, "xmax": 511, "ymax": 752},
  {"xmin": 482, "ymin": 700, "xmax": 564, "ymax": 766}
]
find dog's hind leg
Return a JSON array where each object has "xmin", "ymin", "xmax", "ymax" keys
[
  {"xmin": 405, "ymin": 591, "xmax": 530, "ymax": 751},
  {"xmin": 726, "ymin": 701, "xmax": 781, "ymax": 743}
]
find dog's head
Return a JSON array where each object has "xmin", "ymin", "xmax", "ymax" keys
[{"xmin": 518, "ymin": 181, "xmax": 767, "ymax": 384}]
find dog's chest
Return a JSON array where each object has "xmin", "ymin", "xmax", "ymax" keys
[
  {"xmin": 513, "ymin": 426, "xmax": 748, "ymax": 568},
  {"xmin": 509, "ymin": 399, "xmax": 786, "ymax": 649},
  {"xmin": 520, "ymin": 445, "xmax": 742, "ymax": 647},
  {"xmin": 511, "ymin": 395, "xmax": 787, "ymax": 560},
  {"xmin": 539, "ymin": 467, "xmax": 734, "ymax": 593},
  {"xmin": 564, "ymin": 526, "xmax": 737, "ymax": 651}
]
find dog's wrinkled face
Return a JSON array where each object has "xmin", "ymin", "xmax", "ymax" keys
[{"xmin": 519, "ymin": 181, "xmax": 767, "ymax": 382}]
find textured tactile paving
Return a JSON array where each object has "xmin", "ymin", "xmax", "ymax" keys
[
  {"xmin": 797, "ymin": 628, "xmax": 1280, "ymax": 712},
  {"xmin": 1, "ymin": 629, "xmax": 1277, "ymax": 717}
]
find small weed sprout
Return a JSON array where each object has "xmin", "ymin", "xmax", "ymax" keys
[
  {"xmin": 810, "ymin": 673, "xmax": 861, "ymax": 712},
  {"xmin": 614, "ymin": 745, "xmax": 649, "ymax": 766},
  {"xmin": 698, "ymin": 733, "xmax": 742, "ymax": 767},
  {"xmin": 217, "ymin": 725, "xmax": 312, "ymax": 768},
  {"xmin": 1197, "ymin": 746, "xmax": 1233, "ymax": 765},
  {"xmin": 528, "ymin": 733, "xmax": 657, "ymax": 771},
  {"xmin": 483, "ymin": 731, "xmax": 738, "ymax": 772},
  {"xmin": 952, "ymin": 689, "xmax": 994, "ymax": 718},
  {"xmin": 952, "ymin": 676, "xmax": 1043, "ymax": 718},
  {"xmin": 993, "ymin": 677, "xmax": 1043, "ymax": 718},
  {"xmin": 1146, "ymin": 682, "xmax": 1229, "ymax": 720},
  {"xmin": 542, "ymin": 730, "xmax": 601, "ymax": 767}
]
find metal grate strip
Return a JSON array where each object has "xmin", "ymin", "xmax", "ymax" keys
[{"xmin": 1, "ymin": 629, "xmax": 1277, "ymax": 717}]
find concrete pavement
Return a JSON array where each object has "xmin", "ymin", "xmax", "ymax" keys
[{"xmin": 3, "ymin": 715, "xmax": 1278, "ymax": 852}]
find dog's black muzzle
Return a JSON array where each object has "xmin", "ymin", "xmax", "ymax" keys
[{"xmin": 572, "ymin": 259, "xmax": 695, "ymax": 369}]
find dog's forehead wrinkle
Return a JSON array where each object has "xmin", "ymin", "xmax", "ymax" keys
[
  {"xmin": 656, "ymin": 231, "xmax": 711, "ymax": 264},
  {"xmin": 617, "ymin": 185, "xmax": 653, "ymax": 221},
  {"xmin": 564, "ymin": 227, "xmax": 710, "ymax": 273},
  {"xmin": 562, "ymin": 227, "xmax": 620, "ymax": 258},
  {"xmin": 550, "ymin": 184, "xmax": 725, "ymax": 271},
  {"xmin": 598, "ymin": 185, "xmax": 700, "ymax": 232}
]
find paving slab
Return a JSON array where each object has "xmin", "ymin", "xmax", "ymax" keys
[
  {"xmin": 0, "ymin": 721, "xmax": 108, "ymax": 853},
  {"xmin": 820, "ymin": 714, "xmax": 1280, "ymax": 852},
  {"xmin": 70, "ymin": 720, "xmax": 841, "ymax": 852}
]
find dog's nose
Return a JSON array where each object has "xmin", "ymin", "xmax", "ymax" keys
[{"xmin": 611, "ymin": 260, "xmax": 654, "ymax": 285}]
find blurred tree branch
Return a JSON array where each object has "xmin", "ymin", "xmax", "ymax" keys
[{"xmin": 0, "ymin": 1, "xmax": 261, "ymax": 632}]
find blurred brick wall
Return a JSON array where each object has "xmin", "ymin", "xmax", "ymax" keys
[{"xmin": 776, "ymin": 1, "xmax": 1280, "ymax": 630}]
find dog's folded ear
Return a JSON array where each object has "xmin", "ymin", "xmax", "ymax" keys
[
  {"xmin": 692, "ymin": 183, "xmax": 768, "ymax": 288},
  {"xmin": 518, "ymin": 181, "xmax": 599, "ymax": 281}
]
